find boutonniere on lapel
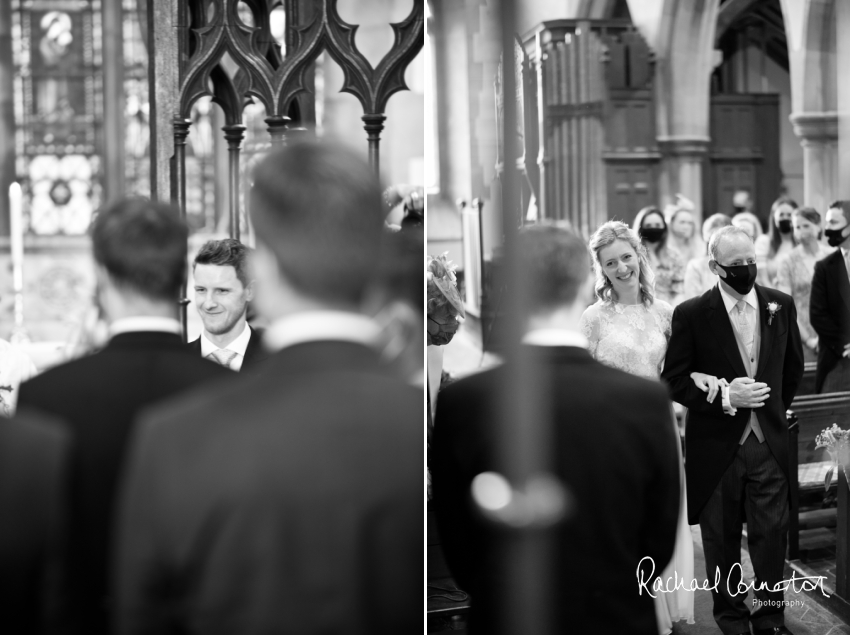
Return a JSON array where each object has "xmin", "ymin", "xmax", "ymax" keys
[{"xmin": 766, "ymin": 302, "xmax": 782, "ymax": 326}]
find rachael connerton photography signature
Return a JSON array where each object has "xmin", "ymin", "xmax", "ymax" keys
[{"xmin": 636, "ymin": 557, "xmax": 830, "ymax": 598}]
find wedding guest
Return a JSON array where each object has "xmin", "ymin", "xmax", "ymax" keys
[
  {"xmin": 432, "ymin": 223, "xmax": 680, "ymax": 635},
  {"xmin": 633, "ymin": 206, "xmax": 685, "ymax": 305},
  {"xmin": 755, "ymin": 196, "xmax": 798, "ymax": 287},
  {"xmin": 810, "ymin": 200, "xmax": 850, "ymax": 393},
  {"xmin": 732, "ymin": 190, "xmax": 753, "ymax": 216},
  {"xmin": 775, "ymin": 208, "xmax": 834, "ymax": 363},
  {"xmin": 0, "ymin": 408, "xmax": 69, "ymax": 634},
  {"xmin": 17, "ymin": 197, "xmax": 230, "ymax": 635},
  {"xmin": 114, "ymin": 141, "xmax": 420, "ymax": 634},
  {"xmin": 683, "ymin": 213, "xmax": 732, "ymax": 300},
  {"xmin": 426, "ymin": 253, "xmax": 464, "ymax": 499},
  {"xmin": 665, "ymin": 195, "xmax": 703, "ymax": 264},
  {"xmin": 731, "ymin": 211, "xmax": 763, "ymax": 244},
  {"xmin": 188, "ymin": 239, "xmax": 270, "ymax": 372}
]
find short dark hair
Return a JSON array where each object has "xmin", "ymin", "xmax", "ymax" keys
[
  {"xmin": 91, "ymin": 197, "xmax": 188, "ymax": 302},
  {"xmin": 828, "ymin": 200, "xmax": 850, "ymax": 218},
  {"xmin": 249, "ymin": 141, "xmax": 384, "ymax": 306},
  {"xmin": 517, "ymin": 223, "xmax": 590, "ymax": 313},
  {"xmin": 193, "ymin": 238, "xmax": 252, "ymax": 287}
]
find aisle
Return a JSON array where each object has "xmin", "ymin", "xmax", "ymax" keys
[{"xmin": 673, "ymin": 527, "xmax": 850, "ymax": 634}]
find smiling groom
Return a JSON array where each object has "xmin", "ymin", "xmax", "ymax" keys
[
  {"xmin": 661, "ymin": 225, "xmax": 804, "ymax": 635},
  {"xmin": 189, "ymin": 238, "xmax": 269, "ymax": 372}
]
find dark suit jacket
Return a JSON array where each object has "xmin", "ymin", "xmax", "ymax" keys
[
  {"xmin": 0, "ymin": 409, "xmax": 70, "ymax": 634},
  {"xmin": 17, "ymin": 331, "xmax": 230, "ymax": 635},
  {"xmin": 187, "ymin": 326, "xmax": 271, "ymax": 372},
  {"xmin": 431, "ymin": 345, "xmax": 680, "ymax": 635},
  {"xmin": 661, "ymin": 285, "xmax": 804, "ymax": 524},
  {"xmin": 810, "ymin": 249, "xmax": 850, "ymax": 392},
  {"xmin": 114, "ymin": 340, "xmax": 421, "ymax": 635}
]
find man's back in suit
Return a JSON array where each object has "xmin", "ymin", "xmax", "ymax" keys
[
  {"xmin": 0, "ymin": 409, "xmax": 70, "ymax": 634},
  {"xmin": 431, "ymin": 346, "xmax": 680, "ymax": 635},
  {"xmin": 810, "ymin": 248, "xmax": 850, "ymax": 392},
  {"xmin": 18, "ymin": 331, "xmax": 230, "ymax": 634},
  {"xmin": 114, "ymin": 340, "xmax": 421, "ymax": 634}
]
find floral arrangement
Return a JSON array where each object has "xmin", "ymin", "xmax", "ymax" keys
[
  {"xmin": 815, "ymin": 423, "xmax": 850, "ymax": 492},
  {"xmin": 427, "ymin": 253, "xmax": 464, "ymax": 316}
]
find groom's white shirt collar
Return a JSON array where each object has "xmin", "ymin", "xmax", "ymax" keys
[
  {"xmin": 522, "ymin": 329, "xmax": 588, "ymax": 349},
  {"xmin": 717, "ymin": 281, "xmax": 757, "ymax": 315}
]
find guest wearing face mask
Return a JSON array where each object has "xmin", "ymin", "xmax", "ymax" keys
[
  {"xmin": 755, "ymin": 196, "xmax": 798, "ymax": 287},
  {"xmin": 775, "ymin": 208, "xmax": 834, "ymax": 363},
  {"xmin": 633, "ymin": 206, "xmax": 686, "ymax": 305},
  {"xmin": 665, "ymin": 194, "xmax": 704, "ymax": 264},
  {"xmin": 810, "ymin": 201, "xmax": 850, "ymax": 393}
]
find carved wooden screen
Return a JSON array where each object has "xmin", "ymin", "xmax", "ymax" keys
[
  {"xmin": 522, "ymin": 20, "xmax": 654, "ymax": 236},
  {"xmin": 148, "ymin": 0, "xmax": 423, "ymax": 333}
]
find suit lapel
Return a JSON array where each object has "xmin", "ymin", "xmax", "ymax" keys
[
  {"xmin": 707, "ymin": 286, "xmax": 748, "ymax": 378},
  {"xmin": 754, "ymin": 285, "xmax": 774, "ymax": 377}
]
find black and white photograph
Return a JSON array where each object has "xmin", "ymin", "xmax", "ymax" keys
[
  {"xmin": 0, "ymin": 1, "xmax": 424, "ymax": 633},
  {"xmin": 426, "ymin": 1, "xmax": 850, "ymax": 634}
]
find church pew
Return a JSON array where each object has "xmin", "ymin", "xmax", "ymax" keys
[
  {"xmin": 787, "ymin": 391, "xmax": 850, "ymax": 561},
  {"xmin": 796, "ymin": 361, "xmax": 818, "ymax": 397}
]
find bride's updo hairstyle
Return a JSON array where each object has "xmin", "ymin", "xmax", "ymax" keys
[{"xmin": 588, "ymin": 221, "xmax": 655, "ymax": 306}]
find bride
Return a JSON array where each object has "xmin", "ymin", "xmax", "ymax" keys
[{"xmin": 580, "ymin": 221, "xmax": 724, "ymax": 634}]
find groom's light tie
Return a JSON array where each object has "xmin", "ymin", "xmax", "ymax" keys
[
  {"xmin": 209, "ymin": 349, "xmax": 238, "ymax": 369},
  {"xmin": 735, "ymin": 299, "xmax": 754, "ymax": 357}
]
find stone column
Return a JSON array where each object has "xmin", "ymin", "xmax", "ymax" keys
[
  {"xmin": 790, "ymin": 112, "xmax": 838, "ymax": 213},
  {"xmin": 657, "ymin": 136, "xmax": 710, "ymax": 223}
]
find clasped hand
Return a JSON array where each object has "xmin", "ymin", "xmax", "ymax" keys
[
  {"xmin": 690, "ymin": 372, "xmax": 727, "ymax": 403},
  {"xmin": 726, "ymin": 377, "xmax": 770, "ymax": 408}
]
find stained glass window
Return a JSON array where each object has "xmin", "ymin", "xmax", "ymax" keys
[
  {"xmin": 12, "ymin": 0, "xmax": 104, "ymax": 236},
  {"xmin": 123, "ymin": 0, "xmax": 149, "ymax": 197}
]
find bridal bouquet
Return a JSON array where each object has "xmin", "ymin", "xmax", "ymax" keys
[{"xmin": 815, "ymin": 424, "xmax": 850, "ymax": 492}]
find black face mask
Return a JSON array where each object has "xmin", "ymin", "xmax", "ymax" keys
[
  {"xmin": 716, "ymin": 262, "xmax": 758, "ymax": 296},
  {"xmin": 778, "ymin": 219, "xmax": 792, "ymax": 234},
  {"xmin": 825, "ymin": 225, "xmax": 849, "ymax": 248},
  {"xmin": 641, "ymin": 227, "xmax": 664, "ymax": 243}
]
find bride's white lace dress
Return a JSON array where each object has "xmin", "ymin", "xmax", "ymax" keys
[{"xmin": 580, "ymin": 299, "xmax": 695, "ymax": 634}]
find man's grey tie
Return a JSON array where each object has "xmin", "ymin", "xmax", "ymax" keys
[
  {"xmin": 209, "ymin": 349, "xmax": 237, "ymax": 369},
  {"xmin": 735, "ymin": 299, "xmax": 754, "ymax": 357}
]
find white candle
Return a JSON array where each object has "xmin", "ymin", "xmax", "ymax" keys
[{"xmin": 9, "ymin": 182, "xmax": 23, "ymax": 293}]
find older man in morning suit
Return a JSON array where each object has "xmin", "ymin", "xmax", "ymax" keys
[
  {"xmin": 17, "ymin": 198, "xmax": 231, "ymax": 634},
  {"xmin": 432, "ymin": 224, "xmax": 681, "ymax": 635},
  {"xmin": 113, "ymin": 141, "xmax": 421, "ymax": 634},
  {"xmin": 662, "ymin": 226, "xmax": 804, "ymax": 635}
]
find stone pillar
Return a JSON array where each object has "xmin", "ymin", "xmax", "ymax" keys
[
  {"xmin": 657, "ymin": 137, "xmax": 710, "ymax": 222},
  {"xmin": 790, "ymin": 112, "xmax": 838, "ymax": 212}
]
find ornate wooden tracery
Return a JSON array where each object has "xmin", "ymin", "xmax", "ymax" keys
[{"xmin": 148, "ymin": 0, "xmax": 423, "ymax": 335}]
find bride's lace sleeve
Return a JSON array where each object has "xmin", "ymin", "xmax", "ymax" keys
[{"xmin": 580, "ymin": 304, "xmax": 600, "ymax": 358}]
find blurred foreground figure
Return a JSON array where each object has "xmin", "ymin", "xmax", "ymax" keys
[
  {"xmin": 431, "ymin": 223, "xmax": 680, "ymax": 635},
  {"xmin": 17, "ymin": 198, "xmax": 230, "ymax": 634},
  {"xmin": 0, "ymin": 409, "xmax": 69, "ymax": 634},
  {"xmin": 114, "ymin": 141, "xmax": 421, "ymax": 634}
]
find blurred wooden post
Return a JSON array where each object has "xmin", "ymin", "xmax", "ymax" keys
[{"xmin": 493, "ymin": 0, "xmax": 557, "ymax": 633}]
